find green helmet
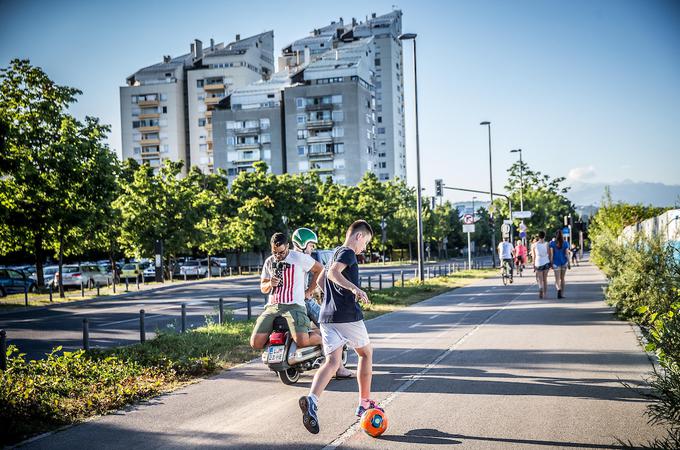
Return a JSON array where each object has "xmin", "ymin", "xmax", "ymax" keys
[{"xmin": 292, "ymin": 228, "xmax": 318, "ymax": 251}]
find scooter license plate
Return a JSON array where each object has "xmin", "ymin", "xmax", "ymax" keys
[{"xmin": 267, "ymin": 345, "xmax": 285, "ymax": 363}]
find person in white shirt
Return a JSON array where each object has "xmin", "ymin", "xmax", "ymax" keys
[
  {"xmin": 250, "ymin": 232, "xmax": 324, "ymax": 349},
  {"xmin": 532, "ymin": 230, "xmax": 551, "ymax": 299},
  {"xmin": 497, "ymin": 236, "xmax": 515, "ymax": 280}
]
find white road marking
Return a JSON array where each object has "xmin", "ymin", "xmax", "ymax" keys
[
  {"xmin": 429, "ymin": 314, "xmax": 440, "ymax": 319},
  {"xmin": 408, "ymin": 322, "xmax": 422, "ymax": 329}
]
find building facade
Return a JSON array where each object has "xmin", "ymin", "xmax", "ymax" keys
[{"xmin": 120, "ymin": 32, "xmax": 274, "ymax": 174}]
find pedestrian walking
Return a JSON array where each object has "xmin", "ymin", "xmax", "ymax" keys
[
  {"xmin": 532, "ymin": 231, "xmax": 550, "ymax": 299},
  {"xmin": 570, "ymin": 243, "xmax": 579, "ymax": 266},
  {"xmin": 550, "ymin": 229, "xmax": 570, "ymax": 299}
]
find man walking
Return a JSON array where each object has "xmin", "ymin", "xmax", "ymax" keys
[{"xmin": 299, "ymin": 220, "xmax": 380, "ymax": 434}]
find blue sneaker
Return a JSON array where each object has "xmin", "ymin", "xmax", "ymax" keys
[
  {"xmin": 355, "ymin": 400, "xmax": 384, "ymax": 418},
  {"xmin": 299, "ymin": 395, "xmax": 319, "ymax": 434}
]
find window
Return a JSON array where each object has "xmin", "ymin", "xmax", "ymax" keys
[
  {"xmin": 333, "ymin": 159, "xmax": 345, "ymax": 169},
  {"xmin": 297, "ymin": 145, "xmax": 306, "ymax": 155},
  {"xmin": 227, "ymin": 168, "xmax": 237, "ymax": 176},
  {"xmin": 297, "ymin": 114, "xmax": 306, "ymax": 125},
  {"xmin": 331, "ymin": 95, "xmax": 342, "ymax": 104},
  {"xmin": 332, "ymin": 110, "xmax": 344, "ymax": 122},
  {"xmin": 297, "ymin": 129, "xmax": 308, "ymax": 140},
  {"xmin": 334, "ymin": 143, "xmax": 344, "ymax": 154},
  {"xmin": 133, "ymin": 147, "xmax": 141, "ymax": 155},
  {"xmin": 226, "ymin": 121, "xmax": 235, "ymax": 130},
  {"xmin": 380, "ymin": 173, "xmax": 389, "ymax": 181},
  {"xmin": 260, "ymin": 118, "xmax": 270, "ymax": 129},
  {"xmin": 298, "ymin": 161, "xmax": 309, "ymax": 171},
  {"xmin": 374, "ymin": 58, "xmax": 381, "ymax": 66},
  {"xmin": 378, "ymin": 116, "xmax": 382, "ymax": 123},
  {"xmin": 261, "ymin": 133, "xmax": 271, "ymax": 144},
  {"xmin": 246, "ymin": 120, "xmax": 259, "ymax": 129},
  {"xmin": 162, "ymin": 145, "xmax": 170, "ymax": 153},
  {"xmin": 263, "ymin": 149, "xmax": 271, "ymax": 159},
  {"xmin": 197, "ymin": 94, "xmax": 205, "ymax": 101},
  {"xmin": 378, "ymin": 127, "xmax": 386, "ymax": 134},
  {"xmin": 296, "ymin": 97, "xmax": 305, "ymax": 109},
  {"xmin": 160, "ymin": 93, "xmax": 168, "ymax": 101},
  {"xmin": 199, "ymin": 144, "xmax": 207, "ymax": 151},
  {"xmin": 332, "ymin": 127, "xmax": 344, "ymax": 138},
  {"xmin": 379, "ymin": 162, "xmax": 387, "ymax": 169},
  {"xmin": 198, "ymin": 118, "xmax": 206, "ymax": 127},
  {"xmin": 197, "ymin": 79, "xmax": 204, "ymax": 87},
  {"xmin": 227, "ymin": 136, "xmax": 236, "ymax": 146}
]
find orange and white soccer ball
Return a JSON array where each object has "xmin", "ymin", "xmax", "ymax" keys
[{"xmin": 360, "ymin": 408, "xmax": 388, "ymax": 437}]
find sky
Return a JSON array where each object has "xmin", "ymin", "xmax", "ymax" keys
[{"xmin": 1, "ymin": 0, "xmax": 679, "ymax": 203}]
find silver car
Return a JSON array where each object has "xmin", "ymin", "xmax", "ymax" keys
[{"xmin": 54, "ymin": 264, "xmax": 113, "ymax": 288}]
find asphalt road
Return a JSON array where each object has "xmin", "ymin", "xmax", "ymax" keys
[
  {"xmin": 1, "ymin": 259, "xmax": 487, "ymax": 360},
  {"xmin": 18, "ymin": 258, "xmax": 664, "ymax": 449}
]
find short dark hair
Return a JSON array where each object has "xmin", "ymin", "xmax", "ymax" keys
[
  {"xmin": 346, "ymin": 220, "xmax": 373, "ymax": 238},
  {"xmin": 538, "ymin": 230, "xmax": 546, "ymax": 239},
  {"xmin": 270, "ymin": 232, "xmax": 288, "ymax": 248}
]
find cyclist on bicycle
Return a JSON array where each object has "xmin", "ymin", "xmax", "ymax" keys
[
  {"xmin": 497, "ymin": 236, "xmax": 515, "ymax": 282},
  {"xmin": 514, "ymin": 239, "xmax": 527, "ymax": 272}
]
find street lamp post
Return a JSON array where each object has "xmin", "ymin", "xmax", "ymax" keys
[
  {"xmin": 510, "ymin": 148, "xmax": 524, "ymax": 212},
  {"xmin": 400, "ymin": 32, "xmax": 425, "ymax": 282},
  {"xmin": 480, "ymin": 121, "xmax": 496, "ymax": 268}
]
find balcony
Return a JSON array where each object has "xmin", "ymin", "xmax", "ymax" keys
[
  {"xmin": 310, "ymin": 166, "xmax": 334, "ymax": 174},
  {"xmin": 138, "ymin": 125, "xmax": 160, "ymax": 133},
  {"xmin": 307, "ymin": 135, "xmax": 333, "ymax": 144},
  {"xmin": 137, "ymin": 99, "xmax": 159, "ymax": 107},
  {"xmin": 305, "ymin": 103, "xmax": 333, "ymax": 111},
  {"xmin": 306, "ymin": 120, "xmax": 333, "ymax": 129},
  {"xmin": 235, "ymin": 142, "xmax": 261, "ymax": 150},
  {"xmin": 308, "ymin": 152, "xmax": 334, "ymax": 161},
  {"xmin": 205, "ymin": 123, "xmax": 212, "ymax": 133},
  {"xmin": 234, "ymin": 126, "xmax": 260, "ymax": 135},
  {"xmin": 204, "ymin": 82, "xmax": 225, "ymax": 91},
  {"xmin": 140, "ymin": 138, "xmax": 161, "ymax": 146},
  {"xmin": 204, "ymin": 96, "xmax": 221, "ymax": 106},
  {"xmin": 139, "ymin": 113, "xmax": 160, "ymax": 120},
  {"xmin": 205, "ymin": 110, "xmax": 212, "ymax": 118}
]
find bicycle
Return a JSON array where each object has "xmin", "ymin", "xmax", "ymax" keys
[
  {"xmin": 500, "ymin": 260, "xmax": 513, "ymax": 285},
  {"xmin": 515, "ymin": 258, "xmax": 524, "ymax": 277}
]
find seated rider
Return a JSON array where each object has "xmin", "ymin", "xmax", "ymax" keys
[
  {"xmin": 291, "ymin": 227, "xmax": 355, "ymax": 379},
  {"xmin": 250, "ymin": 232, "xmax": 323, "ymax": 350},
  {"xmin": 497, "ymin": 236, "xmax": 515, "ymax": 279},
  {"xmin": 514, "ymin": 239, "xmax": 527, "ymax": 268}
]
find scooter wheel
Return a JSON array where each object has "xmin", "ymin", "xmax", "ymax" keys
[{"xmin": 277, "ymin": 368, "xmax": 300, "ymax": 385}]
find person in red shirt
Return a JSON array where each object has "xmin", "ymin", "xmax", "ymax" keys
[{"xmin": 514, "ymin": 239, "xmax": 527, "ymax": 270}]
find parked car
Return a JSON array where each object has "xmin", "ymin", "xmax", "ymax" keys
[
  {"xmin": 54, "ymin": 264, "xmax": 112, "ymax": 288},
  {"xmin": 41, "ymin": 266, "xmax": 59, "ymax": 287},
  {"xmin": 142, "ymin": 264, "xmax": 159, "ymax": 280},
  {"xmin": 0, "ymin": 268, "xmax": 38, "ymax": 296},
  {"xmin": 120, "ymin": 262, "xmax": 150, "ymax": 280},
  {"xmin": 179, "ymin": 259, "xmax": 221, "ymax": 278}
]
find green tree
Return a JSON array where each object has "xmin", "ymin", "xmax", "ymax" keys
[
  {"xmin": 314, "ymin": 178, "xmax": 359, "ymax": 248},
  {"xmin": 0, "ymin": 59, "xmax": 116, "ymax": 287}
]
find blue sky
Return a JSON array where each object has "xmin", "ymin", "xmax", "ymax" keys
[{"xmin": 1, "ymin": 0, "xmax": 679, "ymax": 203}]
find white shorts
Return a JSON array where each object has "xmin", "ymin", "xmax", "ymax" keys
[{"xmin": 320, "ymin": 321, "xmax": 370, "ymax": 355}]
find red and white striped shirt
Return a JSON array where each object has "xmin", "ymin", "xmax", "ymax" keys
[{"xmin": 261, "ymin": 251, "xmax": 315, "ymax": 307}]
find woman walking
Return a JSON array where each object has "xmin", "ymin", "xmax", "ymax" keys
[
  {"xmin": 550, "ymin": 229, "xmax": 570, "ymax": 299},
  {"xmin": 532, "ymin": 231, "xmax": 550, "ymax": 299}
]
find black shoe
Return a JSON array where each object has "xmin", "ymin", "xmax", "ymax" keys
[
  {"xmin": 557, "ymin": 289, "xmax": 562, "ymax": 299},
  {"xmin": 299, "ymin": 396, "xmax": 320, "ymax": 434}
]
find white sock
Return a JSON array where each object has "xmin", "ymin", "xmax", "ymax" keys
[{"xmin": 308, "ymin": 393, "xmax": 319, "ymax": 404}]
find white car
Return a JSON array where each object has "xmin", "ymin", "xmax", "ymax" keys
[
  {"xmin": 179, "ymin": 260, "xmax": 221, "ymax": 278},
  {"xmin": 143, "ymin": 264, "xmax": 159, "ymax": 280},
  {"xmin": 54, "ymin": 264, "xmax": 112, "ymax": 288}
]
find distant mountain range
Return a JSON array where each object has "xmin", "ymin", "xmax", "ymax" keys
[{"xmin": 566, "ymin": 181, "xmax": 680, "ymax": 207}]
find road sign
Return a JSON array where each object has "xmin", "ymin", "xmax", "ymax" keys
[
  {"xmin": 503, "ymin": 219, "xmax": 512, "ymax": 225},
  {"xmin": 501, "ymin": 224, "xmax": 511, "ymax": 235},
  {"xmin": 512, "ymin": 211, "xmax": 533, "ymax": 219},
  {"xmin": 463, "ymin": 224, "xmax": 475, "ymax": 233},
  {"xmin": 562, "ymin": 226, "xmax": 570, "ymax": 237},
  {"xmin": 463, "ymin": 214, "xmax": 474, "ymax": 225}
]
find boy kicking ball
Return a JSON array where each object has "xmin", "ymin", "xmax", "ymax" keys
[{"xmin": 299, "ymin": 220, "xmax": 383, "ymax": 434}]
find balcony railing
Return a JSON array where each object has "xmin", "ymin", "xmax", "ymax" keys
[
  {"xmin": 204, "ymin": 96, "xmax": 222, "ymax": 105},
  {"xmin": 138, "ymin": 125, "xmax": 160, "ymax": 133},
  {"xmin": 234, "ymin": 126, "xmax": 260, "ymax": 135},
  {"xmin": 138, "ymin": 113, "xmax": 160, "ymax": 120},
  {"xmin": 306, "ymin": 119, "xmax": 333, "ymax": 129},
  {"xmin": 305, "ymin": 103, "xmax": 333, "ymax": 111},
  {"xmin": 140, "ymin": 138, "xmax": 161, "ymax": 146},
  {"xmin": 307, "ymin": 135, "xmax": 333, "ymax": 144},
  {"xmin": 235, "ymin": 142, "xmax": 260, "ymax": 150},
  {"xmin": 308, "ymin": 151, "xmax": 334, "ymax": 160},
  {"xmin": 137, "ymin": 99, "xmax": 159, "ymax": 107},
  {"xmin": 204, "ymin": 82, "xmax": 225, "ymax": 91}
]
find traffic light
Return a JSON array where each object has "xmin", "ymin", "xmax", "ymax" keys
[{"xmin": 435, "ymin": 179, "xmax": 443, "ymax": 197}]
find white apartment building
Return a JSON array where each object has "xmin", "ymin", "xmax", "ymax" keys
[{"xmin": 120, "ymin": 32, "xmax": 274, "ymax": 174}]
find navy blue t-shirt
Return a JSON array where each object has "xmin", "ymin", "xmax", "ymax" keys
[{"xmin": 319, "ymin": 246, "xmax": 364, "ymax": 323}]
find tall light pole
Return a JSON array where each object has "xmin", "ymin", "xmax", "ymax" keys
[
  {"xmin": 480, "ymin": 121, "xmax": 496, "ymax": 268},
  {"xmin": 510, "ymin": 148, "xmax": 524, "ymax": 212},
  {"xmin": 400, "ymin": 32, "xmax": 425, "ymax": 281}
]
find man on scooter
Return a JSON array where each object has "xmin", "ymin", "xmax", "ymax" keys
[
  {"xmin": 291, "ymin": 227, "xmax": 354, "ymax": 379},
  {"xmin": 250, "ymin": 232, "xmax": 323, "ymax": 350}
]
